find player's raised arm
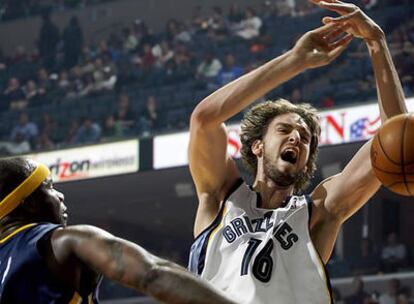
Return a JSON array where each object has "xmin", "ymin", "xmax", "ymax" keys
[
  {"xmin": 51, "ymin": 225, "xmax": 237, "ymax": 304},
  {"xmin": 309, "ymin": 0, "xmax": 408, "ymax": 262},
  {"xmin": 189, "ymin": 22, "xmax": 352, "ymax": 236}
]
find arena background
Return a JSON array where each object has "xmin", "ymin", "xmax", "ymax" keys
[{"xmin": 0, "ymin": 0, "xmax": 413, "ymax": 303}]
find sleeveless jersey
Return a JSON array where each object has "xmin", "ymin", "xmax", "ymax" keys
[
  {"xmin": 0, "ymin": 222, "xmax": 100, "ymax": 304},
  {"xmin": 189, "ymin": 179, "xmax": 333, "ymax": 304}
]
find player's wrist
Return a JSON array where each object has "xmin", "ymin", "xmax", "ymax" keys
[
  {"xmin": 363, "ymin": 26, "xmax": 385, "ymax": 44},
  {"xmin": 287, "ymin": 49, "xmax": 310, "ymax": 72}
]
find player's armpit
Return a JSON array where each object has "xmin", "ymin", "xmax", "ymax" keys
[
  {"xmin": 51, "ymin": 225, "xmax": 237, "ymax": 304},
  {"xmin": 311, "ymin": 140, "xmax": 381, "ymax": 222}
]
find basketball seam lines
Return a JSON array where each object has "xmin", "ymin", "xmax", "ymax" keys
[
  {"xmin": 371, "ymin": 164, "xmax": 414, "ymax": 175},
  {"xmin": 378, "ymin": 129, "xmax": 400, "ymax": 165},
  {"xmin": 386, "ymin": 181, "xmax": 414, "ymax": 187}
]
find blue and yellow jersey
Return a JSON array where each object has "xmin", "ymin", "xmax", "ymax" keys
[{"xmin": 0, "ymin": 223, "xmax": 100, "ymax": 304}]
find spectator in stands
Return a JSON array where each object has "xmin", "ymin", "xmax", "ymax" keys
[
  {"xmin": 62, "ymin": 16, "xmax": 83, "ymax": 69},
  {"xmin": 140, "ymin": 95, "xmax": 159, "ymax": 134},
  {"xmin": 0, "ymin": 132, "xmax": 31, "ymax": 155},
  {"xmin": 24, "ymin": 80, "xmax": 41, "ymax": 108},
  {"xmin": 290, "ymin": 88, "xmax": 303, "ymax": 104},
  {"xmin": 227, "ymin": 3, "xmax": 244, "ymax": 25},
  {"xmin": 38, "ymin": 113, "xmax": 59, "ymax": 146},
  {"xmin": 123, "ymin": 27, "xmax": 139, "ymax": 52},
  {"xmin": 36, "ymin": 132, "xmax": 55, "ymax": 151},
  {"xmin": 233, "ymin": 7, "xmax": 262, "ymax": 40},
  {"xmin": 37, "ymin": 68, "xmax": 52, "ymax": 94},
  {"xmin": 114, "ymin": 93, "xmax": 135, "ymax": 133},
  {"xmin": 380, "ymin": 232, "xmax": 408, "ymax": 273},
  {"xmin": 74, "ymin": 117, "xmax": 102, "ymax": 144},
  {"xmin": 191, "ymin": 5, "xmax": 206, "ymax": 33},
  {"xmin": 166, "ymin": 19, "xmax": 192, "ymax": 43},
  {"xmin": 275, "ymin": 0, "xmax": 297, "ymax": 16},
  {"xmin": 349, "ymin": 238, "xmax": 380, "ymax": 275},
  {"xmin": 2, "ymin": 77, "xmax": 26, "ymax": 110},
  {"xmin": 379, "ymin": 278, "xmax": 400, "ymax": 304},
  {"xmin": 153, "ymin": 40, "xmax": 174, "ymax": 68},
  {"xmin": 205, "ymin": 6, "xmax": 229, "ymax": 41},
  {"xmin": 57, "ymin": 70, "xmax": 71, "ymax": 96},
  {"xmin": 11, "ymin": 45, "xmax": 29, "ymax": 65},
  {"xmin": 101, "ymin": 114, "xmax": 124, "ymax": 141},
  {"xmin": 37, "ymin": 10, "xmax": 60, "ymax": 69},
  {"xmin": 64, "ymin": 119, "xmax": 79, "ymax": 145},
  {"xmin": 132, "ymin": 19, "xmax": 154, "ymax": 47},
  {"xmin": 344, "ymin": 277, "xmax": 370, "ymax": 304},
  {"xmin": 196, "ymin": 52, "xmax": 222, "ymax": 86},
  {"xmin": 140, "ymin": 43, "xmax": 155, "ymax": 73},
  {"xmin": 10, "ymin": 112, "xmax": 39, "ymax": 147},
  {"xmin": 216, "ymin": 54, "xmax": 244, "ymax": 87}
]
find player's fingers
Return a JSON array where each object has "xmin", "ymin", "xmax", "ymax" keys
[
  {"xmin": 312, "ymin": 22, "xmax": 342, "ymax": 35},
  {"xmin": 309, "ymin": 0, "xmax": 339, "ymax": 5},
  {"xmin": 316, "ymin": 1, "xmax": 354, "ymax": 15},
  {"xmin": 323, "ymin": 10, "xmax": 360, "ymax": 24},
  {"xmin": 324, "ymin": 24, "xmax": 351, "ymax": 41},
  {"xmin": 328, "ymin": 33, "xmax": 353, "ymax": 54}
]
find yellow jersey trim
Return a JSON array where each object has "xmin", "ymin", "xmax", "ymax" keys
[{"xmin": 0, "ymin": 223, "xmax": 37, "ymax": 244}]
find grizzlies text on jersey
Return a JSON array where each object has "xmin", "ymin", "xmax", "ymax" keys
[{"xmin": 189, "ymin": 179, "xmax": 333, "ymax": 304}]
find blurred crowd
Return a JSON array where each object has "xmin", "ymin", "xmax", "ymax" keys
[
  {"xmin": 0, "ymin": 0, "xmax": 413, "ymax": 156},
  {"xmin": 0, "ymin": 0, "xmax": 114, "ymax": 21},
  {"xmin": 333, "ymin": 277, "xmax": 412, "ymax": 304}
]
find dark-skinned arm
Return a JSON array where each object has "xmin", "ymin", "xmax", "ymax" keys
[{"xmin": 51, "ymin": 225, "xmax": 236, "ymax": 304}]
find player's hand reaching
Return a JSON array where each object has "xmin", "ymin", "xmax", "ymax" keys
[
  {"xmin": 310, "ymin": 0, "xmax": 384, "ymax": 41},
  {"xmin": 292, "ymin": 22, "xmax": 353, "ymax": 69}
]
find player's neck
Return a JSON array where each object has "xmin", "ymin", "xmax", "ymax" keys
[{"xmin": 252, "ymin": 177, "xmax": 294, "ymax": 209}]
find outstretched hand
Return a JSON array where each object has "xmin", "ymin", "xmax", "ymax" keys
[
  {"xmin": 310, "ymin": 0, "xmax": 384, "ymax": 41},
  {"xmin": 292, "ymin": 22, "xmax": 353, "ymax": 69}
]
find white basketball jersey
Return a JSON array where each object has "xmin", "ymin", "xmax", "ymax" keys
[{"xmin": 189, "ymin": 179, "xmax": 333, "ymax": 304}]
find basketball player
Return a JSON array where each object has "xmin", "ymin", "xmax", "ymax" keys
[
  {"xmin": 188, "ymin": 1, "xmax": 407, "ymax": 303},
  {"xmin": 0, "ymin": 158, "xmax": 237, "ymax": 303}
]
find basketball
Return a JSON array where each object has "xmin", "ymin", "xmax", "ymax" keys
[{"xmin": 371, "ymin": 113, "xmax": 414, "ymax": 196}]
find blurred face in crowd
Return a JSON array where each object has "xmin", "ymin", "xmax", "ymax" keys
[
  {"xmin": 118, "ymin": 94, "xmax": 129, "ymax": 108},
  {"xmin": 8, "ymin": 77, "xmax": 20, "ymax": 90},
  {"xmin": 146, "ymin": 96, "xmax": 156, "ymax": 111},
  {"xmin": 19, "ymin": 113, "xmax": 29, "ymax": 125},
  {"xmin": 38, "ymin": 68, "xmax": 48, "ymax": 82},
  {"xmin": 26, "ymin": 80, "xmax": 37, "ymax": 93},
  {"xmin": 225, "ymin": 54, "xmax": 235, "ymax": 68}
]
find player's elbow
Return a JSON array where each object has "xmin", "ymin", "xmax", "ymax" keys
[
  {"xmin": 191, "ymin": 100, "xmax": 219, "ymax": 129},
  {"xmin": 140, "ymin": 260, "xmax": 175, "ymax": 298},
  {"xmin": 191, "ymin": 104, "xmax": 209, "ymax": 128}
]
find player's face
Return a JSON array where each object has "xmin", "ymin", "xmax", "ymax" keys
[
  {"xmin": 31, "ymin": 177, "xmax": 68, "ymax": 225},
  {"xmin": 260, "ymin": 113, "xmax": 311, "ymax": 187}
]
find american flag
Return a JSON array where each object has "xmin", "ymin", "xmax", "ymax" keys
[{"xmin": 350, "ymin": 116, "xmax": 381, "ymax": 140}]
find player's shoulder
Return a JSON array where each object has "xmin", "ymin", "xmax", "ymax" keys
[
  {"xmin": 51, "ymin": 224, "xmax": 112, "ymax": 240},
  {"xmin": 49, "ymin": 224, "xmax": 115, "ymax": 259}
]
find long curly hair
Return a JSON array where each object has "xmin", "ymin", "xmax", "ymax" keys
[{"xmin": 240, "ymin": 99, "xmax": 321, "ymax": 193}]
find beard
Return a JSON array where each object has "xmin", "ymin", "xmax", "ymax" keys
[{"xmin": 263, "ymin": 151, "xmax": 306, "ymax": 189}]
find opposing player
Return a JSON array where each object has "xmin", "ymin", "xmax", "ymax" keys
[
  {"xmin": 188, "ymin": 1, "xmax": 408, "ymax": 303},
  {"xmin": 0, "ymin": 158, "xmax": 237, "ymax": 303}
]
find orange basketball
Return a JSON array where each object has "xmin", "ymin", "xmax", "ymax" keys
[{"xmin": 371, "ymin": 113, "xmax": 414, "ymax": 196}]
